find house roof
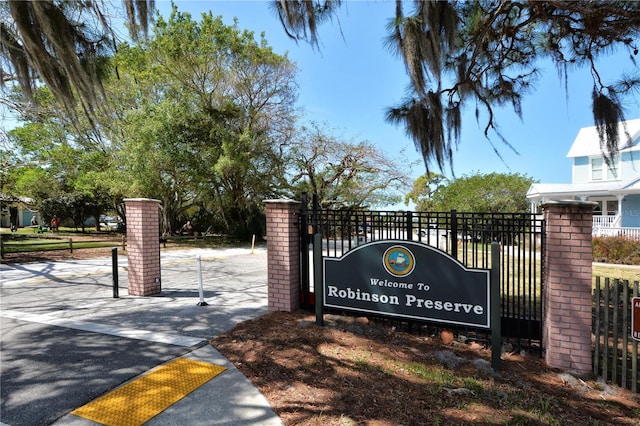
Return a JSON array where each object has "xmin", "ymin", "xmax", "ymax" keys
[
  {"xmin": 566, "ymin": 118, "xmax": 640, "ymax": 158},
  {"xmin": 526, "ymin": 175, "xmax": 640, "ymax": 200},
  {"xmin": 0, "ymin": 194, "xmax": 34, "ymax": 204}
]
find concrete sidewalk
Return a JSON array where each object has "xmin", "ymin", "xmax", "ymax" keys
[{"xmin": 0, "ymin": 246, "xmax": 283, "ymax": 426}]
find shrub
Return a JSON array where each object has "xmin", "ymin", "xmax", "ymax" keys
[{"xmin": 592, "ymin": 236, "xmax": 640, "ymax": 265}]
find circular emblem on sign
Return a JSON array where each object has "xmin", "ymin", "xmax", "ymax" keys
[{"xmin": 383, "ymin": 245, "xmax": 415, "ymax": 277}]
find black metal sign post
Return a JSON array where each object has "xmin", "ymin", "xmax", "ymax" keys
[
  {"xmin": 490, "ymin": 242, "xmax": 501, "ymax": 371},
  {"xmin": 112, "ymin": 247, "xmax": 119, "ymax": 298},
  {"xmin": 314, "ymin": 233, "xmax": 324, "ymax": 326}
]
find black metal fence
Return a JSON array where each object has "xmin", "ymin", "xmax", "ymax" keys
[
  {"xmin": 593, "ymin": 277, "xmax": 639, "ymax": 392},
  {"xmin": 299, "ymin": 194, "xmax": 545, "ymax": 353}
]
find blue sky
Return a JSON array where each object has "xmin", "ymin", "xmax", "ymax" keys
[{"xmin": 158, "ymin": 0, "xmax": 640, "ymax": 190}]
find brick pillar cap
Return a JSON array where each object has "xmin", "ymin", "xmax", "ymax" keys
[
  {"xmin": 540, "ymin": 200, "xmax": 597, "ymax": 210},
  {"xmin": 263, "ymin": 198, "xmax": 300, "ymax": 205},
  {"xmin": 124, "ymin": 198, "xmax": 162, "ymax": 204}
]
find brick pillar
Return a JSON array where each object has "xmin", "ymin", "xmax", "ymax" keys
[
  {"xmin": 542, "ymin": 200, "xmax": 596, "ymax": 374},
  {"xmin": 124, "ymin": 198, "xmax": 162, "ymax": 296},
  {"xmin": 264, "ymin": 199, "xmax": 301, "ymax": 312}
]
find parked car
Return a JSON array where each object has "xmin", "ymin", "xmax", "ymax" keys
[
  {"xmin": 100, "ymin": 216, "xmax": 121, "ymax": 231},
  {"xmin": 357, "ymin": 222, "xmax": 370, "ymax": 235},
  {"xmin": 416, "ymin": 222, "xmax": 438, "ymax": 237}
]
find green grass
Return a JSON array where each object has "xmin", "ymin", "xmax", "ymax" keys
[
  {"xmin": 1, "ymin": 228, "xmax": 251, "ymax": 256},
  {"xmin": 405, "ymin": 361, "xmax": 458, "ymax": 387},
  {"xmin": 457, "ymin": 245, "xmax": 639, "ymax": 288},
  {"xmin": 2, "ymin": 226, "xmax": 107, "ymax": 235},
  {"xmin": 1, "ymin": 238, "xmax": 118, "ymax": 253},
  {"xmin": 592, "ymin": 263, "xmax": 640, "ymax": 284},
  {"xmin": 162, "ymin": 235, "xmax": 239, "ymax": 248}
]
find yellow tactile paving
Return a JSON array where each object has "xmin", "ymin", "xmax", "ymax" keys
[{"xmin": 71, "ymin": 358, "xmax": 226, "ymax": 426}]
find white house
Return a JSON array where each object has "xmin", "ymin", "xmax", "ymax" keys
[
  {"xmin": 0, "ymin": 196, "xmax": 39, "ymax": 228},
  {"xmin": 527, "ymin": 118, "xmax": 640, "ymax": 239}
]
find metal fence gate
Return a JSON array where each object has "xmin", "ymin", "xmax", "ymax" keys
[
  {"xmin": 299, "ymin": 194, "xmax": 546, "ymax": 354},
  {"xmin": 593, "ymin": 277, "xmax": 639, "ymax": 392}
]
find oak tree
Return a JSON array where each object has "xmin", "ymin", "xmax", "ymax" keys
[
  {"xmin": 417, "ymin": 171, "xmax": 536, "ymax": 213},
  {"xmin": 287, "ymin": 123, "xmax": 413, "ymax": 209}
]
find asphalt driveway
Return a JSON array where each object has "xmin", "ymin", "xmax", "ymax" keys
[{"xmin": 0, "ymin": 247, "xmax": 274, "ymax": 426}]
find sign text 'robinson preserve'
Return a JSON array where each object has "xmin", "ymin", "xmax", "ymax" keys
[{"xmin": 323, "ymin": 240, "xmax": 490, "ymax": 328}]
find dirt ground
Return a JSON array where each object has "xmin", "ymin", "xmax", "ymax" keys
[
  {"xmin": 4, "ymin": 246, "xmax": 640, "ymax": 425},
  {"xmin": 212, "ymin": 311, "xmax": 640, "ymax": 426}
]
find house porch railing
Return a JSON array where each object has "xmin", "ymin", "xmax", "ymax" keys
[
  {"xmin": 592, "ymin": 215, "xmax": 640, "ymax": 240},
  {"xmin": 593, "ymin": 226, "xmax": 640, "ymax": 240},
  {"xmin": 593, "ymin": 215, "xmax": 617, "ymax": 228}
]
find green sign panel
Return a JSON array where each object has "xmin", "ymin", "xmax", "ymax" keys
[{"xmin": 323, "ymin": 240, "xmax": 490, "ymax": 328}]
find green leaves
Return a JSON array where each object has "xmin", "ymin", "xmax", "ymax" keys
[
  {"xmin": 410, "ymin": 171, "xmax": 536, "ymax": 213},
  {"xmin": 4, "ymin": 4, "xmax": 297, "ymax": 238}
]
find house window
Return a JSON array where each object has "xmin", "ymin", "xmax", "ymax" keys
[
  {"xmin": 591, "ymin": 158, "xmax": 603, "ymax": 180},
  {"xmin": 591, "ymin": 199, "xmax": 618, "ymax": 217},
  {"xmin": 593, "ymin": 201, "xmax": 603, "ymax": 215},
  {"xmin": 591, "ymin": 156, "xmax": 619, "ymax": 181}
]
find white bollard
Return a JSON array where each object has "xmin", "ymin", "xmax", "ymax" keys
[{"xmin": 196, "ymin": 255, "xmax": 208, "ymax": 306}]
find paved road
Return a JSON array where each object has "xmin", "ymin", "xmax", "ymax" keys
[{"xmin": 0, "ymin": 247, "xmax": 272, "ymax": 426}]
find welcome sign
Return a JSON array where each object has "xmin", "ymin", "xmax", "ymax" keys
[{"xmin": 323, "ymin": 240, "xmax": 491, "ymax": 328}]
